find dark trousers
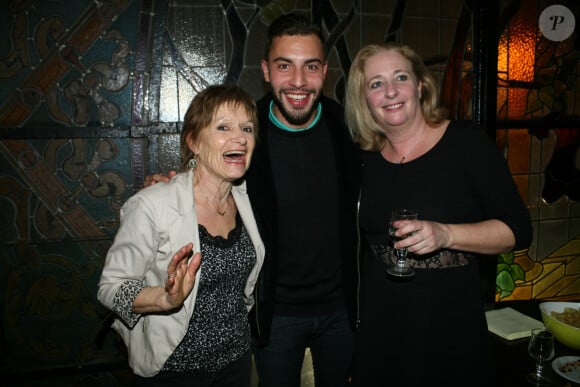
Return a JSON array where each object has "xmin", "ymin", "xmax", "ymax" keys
[
  {"xmin": 134, "ymin": 349, "xmax": 252, "ymax": 387},
  {"xmin": 253, "ymin": 308, "xmax": 354, "ymax": 387}
]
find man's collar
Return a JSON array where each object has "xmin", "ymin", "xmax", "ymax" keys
[{"xmin": 268, "ymin": 100, "xmax": 322, "ymax": 132}]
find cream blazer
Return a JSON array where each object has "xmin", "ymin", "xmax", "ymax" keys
[{"xmin": 97, "ymin": 170, "xmax": 265, "ymax": 377}]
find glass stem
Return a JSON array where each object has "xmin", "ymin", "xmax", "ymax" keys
[
  {"xmin": 396, "ymin": 249, "xmax": 407, "ymax": 266},
  {"xmin": 535, "ymin": 361, "xmax": 544, "ymax": 379}
]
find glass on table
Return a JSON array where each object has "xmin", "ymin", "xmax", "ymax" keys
[{"xmin": 526, "ymin": 328, "xmax": 555, "ymax": 386}]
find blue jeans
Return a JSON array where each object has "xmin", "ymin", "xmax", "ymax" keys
[{"xmin": 253, "ymin": 308, "xmax": 354, "ymax": 387}]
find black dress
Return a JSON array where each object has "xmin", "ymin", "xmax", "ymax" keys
[{"xmin": 351, "ymin": 121, "xmax": 532, "ymax": 387}]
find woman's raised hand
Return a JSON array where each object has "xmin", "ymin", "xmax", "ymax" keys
[{"xmin": 164, "ymin": 242, "xmax": 202, "ymax": 309}]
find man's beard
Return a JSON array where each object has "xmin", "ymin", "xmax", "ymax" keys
[{"xmin": 272, "ymin": 93, "xmax": 322, "ymax": 127}]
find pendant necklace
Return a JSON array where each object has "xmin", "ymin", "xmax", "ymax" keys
[
  {"xmin": 390, "ymin": 143, "xmax": 417, "ymax": 164},
  {"xmin": 395, "ymin": 134, "xmax": 423, "ymax": 164},
  {"xmin": 216, "ymin": 199, "xmax": 230, "ymax": 216},
  {"xmin": 196, "ymin": 189, "xmax": 230, "ymax": 216}
]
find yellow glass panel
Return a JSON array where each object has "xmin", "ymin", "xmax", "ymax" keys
[{"xmin": 498, "ymin": 35, "xmax": 508, "ymax": 74}]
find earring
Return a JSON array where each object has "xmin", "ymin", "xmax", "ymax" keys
[{"xmin": 188, "ymin": 156, "xmax": 197, "ymax": 170}]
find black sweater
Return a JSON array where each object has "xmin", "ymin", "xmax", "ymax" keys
[{"xmin": 247, "ymin": 95, "xmax": 360, "ymax": 346}]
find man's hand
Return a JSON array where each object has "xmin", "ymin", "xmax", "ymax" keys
[{"xmin": 143, "ymin": 170, "xmax": 177, "ymax": 188}]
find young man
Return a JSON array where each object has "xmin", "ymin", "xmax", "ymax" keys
[
  {"xmin": 143, "ymin": 13, "xmax": 360, "ymax": 387},
  {"xmin": 246, "ymin": 13, "xmax": 360, "ymax": 387}
]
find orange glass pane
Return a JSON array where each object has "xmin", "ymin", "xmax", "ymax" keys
[
  {"xmin": 507, "ymin": 88, "xmax": 529, "ymax": 118},
  {"xmin": 506, "ymin": 18, "xmax": 535, "ymax": 83},
  {"xmin": 497, "ymin": 0, "xmax": 539, "ymax": 119}
]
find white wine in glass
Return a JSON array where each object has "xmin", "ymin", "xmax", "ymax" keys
[{"xmin": 387, "ymin": 209, "xmax": 418, "ymax": 277}]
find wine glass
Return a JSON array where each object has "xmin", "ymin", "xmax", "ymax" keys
[
  {"xmin": 526, "ymin": 328, "xmax": 555, "ymax": 385},
  {"xmin": 387, "ymin": 209, "xmax": 418, "ymax": 277}
]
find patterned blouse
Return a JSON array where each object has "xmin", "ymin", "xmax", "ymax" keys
[{"xmin": 111, "ymin": 213, "xmax": 256, "ymax": 372}]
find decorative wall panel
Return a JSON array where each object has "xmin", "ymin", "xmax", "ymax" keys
[{"xmin": 0, "ymin": 0, "xmax": 578, "ymax": 384}]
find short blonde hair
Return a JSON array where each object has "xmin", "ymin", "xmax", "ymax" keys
[
  {"xmin": 180, "ymin": 84, "xmax": 258, "ymax": 171},
  {"xmin": 345, "ymin": 42, "xmax": 447, "ymax": 151}
]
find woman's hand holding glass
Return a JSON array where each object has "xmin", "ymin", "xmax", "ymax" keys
[
  {"xmin": 388, "ymin": 209, "xmax": 418, "ymax": 277},
  {"xmin": 164, "ymin": 242, "xmax": 202, "ymax": 310}
]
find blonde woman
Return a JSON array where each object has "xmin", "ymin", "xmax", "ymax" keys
[{"xmin": 345, "ymin": 43, "xmax": 532, "ymax": 387}]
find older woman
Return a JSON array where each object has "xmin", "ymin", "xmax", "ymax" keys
[
  {"xmin": 97, "ymin": 84, "xmax": 264, "ymax": 387},
  {"xmin": 344, "ymin": 43, "xmax": 532, "ymax": 386}
]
